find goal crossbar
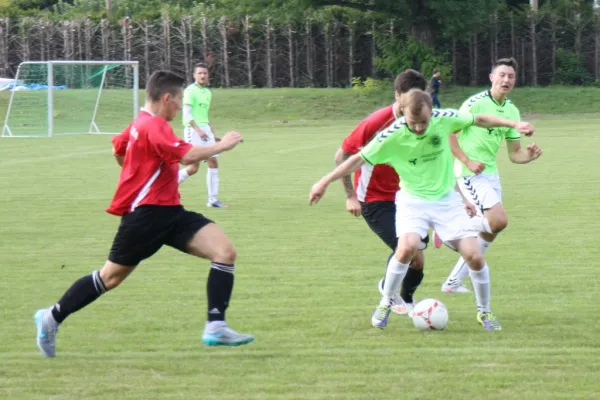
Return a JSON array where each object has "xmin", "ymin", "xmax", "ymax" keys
[{"xmin": 2, "ymin": 60, "xmax": 139, "ymax": 138}]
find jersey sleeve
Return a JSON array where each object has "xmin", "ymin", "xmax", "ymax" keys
[
  {"xmin": 504, "ymin": 107, "xmax": 522, "ymax": 140},
  {"xmin": 359, "ymin": 123, "xmax": 398, "ymax": 166},
  {"xmin": 183, "ymin": 87, "xmax": 194, "ymax": 106},
  {"xmin": 112, "ymin": 124, "xmax": 131, "ymax": 156},
  {"xmin": 341, "ymin": 107, "xmax": 393, "ymax": 154},
  {"xmin": 341, "ymin": 119, "xmax": 376, "ymax": 154},
  {"xmin": 148, "ymin": 121, "xmax": 193, "ymax": 164},
  {"xmin": 440, "ymin": 109, "xmax": 475, "ymax": 134}
]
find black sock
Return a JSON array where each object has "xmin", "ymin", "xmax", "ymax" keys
[
  {"xmin": 51, "ymin": 270, "xmax": 107, "ymax": 323},
  {"xmin": 207, "ymin": 262, "xmax": 234, "ymax": 322},
  {"xmin": 400, "ymin": 267, "xmax": 424, "ymax": 304}
]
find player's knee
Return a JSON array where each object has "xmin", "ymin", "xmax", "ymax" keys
[
  {"xmin": 490, "ymin": 214, "xmax": 508, "ymax": 233},
  {"xmin": 212, "ymin": 243, "xmax": 237, "ymax": 265},
  {"xmin": 463, "ymin": 251, "xmax": 484, "ymax": 271}
]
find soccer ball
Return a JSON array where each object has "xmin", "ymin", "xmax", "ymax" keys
[{"xmin": 411, "ymin": 299, "xmax": 449, "ymax": 330}]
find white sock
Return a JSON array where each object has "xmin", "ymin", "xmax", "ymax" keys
[
  {"xmin": 472, "ymin": 215, "xmax": 492, "ymax": 233},
  {"xmin": 380, "ymin": 258, "xmax": 409, "ymax": 306},
  {"xmin": 446, "ymin": 256, "xmax": 469, "ymax": 285},
  {"xmin": 469, "ymin": 264, "xmax": 491, "ymax": 313},
  {"xmin": 477, "ymin": 235, "xmax": 491, "ymax": 255},
  {"xmin": 446, "ymin": 236, "xmax": 492, "ymax": 285},
  {"xmin": 207, "ymin": 168, "xmax": 219, "ymax": 203},
  {"xmin": 178, "ymin": 168, "xmax": 190, "ymax": 184}
]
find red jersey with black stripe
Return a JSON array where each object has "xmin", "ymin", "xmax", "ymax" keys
[
  {"xmin": 340, "ymin": 104, "xmax": 399, "ymax": 203},
  {"xmin": 107, "ymin": 109, "xmax": 193, "ymax": 216}
]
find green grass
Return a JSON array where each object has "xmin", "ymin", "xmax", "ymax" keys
[{"xmin": 1, "ymin": 88, "xmax": 600, "ymax": 399}]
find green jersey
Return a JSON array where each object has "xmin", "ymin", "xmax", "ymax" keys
[
  {"xmin": 360, "ymin": 109, "xmax": 475, "ymax": 201},
  {"xmin": 457, "ymin": 90, "xmax": 521, "ymax": 176},
  {"xmin": 183, "ymin": 84, "xmax": 212, "ymax": 126}
]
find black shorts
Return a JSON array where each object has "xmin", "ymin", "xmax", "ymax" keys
[
  {"xmin": 108, "ymin": 205, "xmax": 213, "ymax": 267},
  {"xmin": 360, "ymin": 201, "xmax": 429, "ymax": 251}
]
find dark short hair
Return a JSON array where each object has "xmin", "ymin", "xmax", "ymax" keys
[
  {"xmin": 394, "ymin": 69, "xmax": 427, "ymax": 94},
  {"xmin": 194, "ymin": 62, "xmax": 209, "ymax": 73},
  {"xmin": 433, "ymin": 68, "xmax": 440, "ymax": 74},
  {"xmin": 492, "ymin": 57, "xmax": 518, "ymax": 73},
  {"xmin": 146, "ymin": 70, "xmax": 185, "ymax": 102},
  {"xmin": 401, "ymin": 88, "xmax": 433, "ymax": 114}
]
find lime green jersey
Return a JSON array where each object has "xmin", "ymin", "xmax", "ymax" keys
[
  {"xmin": 183, "ymin": 84, "xmax": 212, "ymax": 126},
  {"xmin": 457, "ymin": 90, "xmax": 521, "ymax": 176},
  {"xmin": 360, "ymin": 109, "xmax": 475, "ymax": 201}
]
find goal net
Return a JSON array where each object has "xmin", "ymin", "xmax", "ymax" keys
[{"xmin": 1, "ymin": 61, "xmax": 139, "ymax": 137}]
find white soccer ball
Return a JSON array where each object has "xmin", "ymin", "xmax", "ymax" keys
[{"xmin": 411, "ymin": 299, "xmax": 449, "ymax": 331}]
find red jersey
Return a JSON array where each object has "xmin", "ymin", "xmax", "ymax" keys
[
  {"xmin": 106, "ymin": 109, "xmax": 193, "ymax": 216},
  {"xmin": 341, "ymin": 104, "xmax": 399, "ymax": 203}
]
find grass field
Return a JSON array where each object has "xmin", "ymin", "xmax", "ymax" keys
[{"xmin": 1, "ymin": 87, "xmax": 600, "ymax": 399}]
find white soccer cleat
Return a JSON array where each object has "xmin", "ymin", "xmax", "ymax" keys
[
  {"xmin": 441, "ymin": 281, "xmax": 472, "ymax": 293},
  {"xmin": 377, "ymin": 278, "xmax": 414, "ymax": 315}
]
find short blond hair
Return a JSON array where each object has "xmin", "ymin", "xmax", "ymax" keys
[{"xmin": 400, "ymin": 89, "xmax": 433, "ymax": 115}]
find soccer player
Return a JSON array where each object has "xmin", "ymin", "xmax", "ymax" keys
[
  {"xmin": 440, "ymin": 58, "xmax": 542, "ymax": 293},
  {"xmin": 335, "ymin": 69, "xmax": 428, "ymax": 316},
  {"xmin": 34, "ymin": 71, "xmax": 254, "ymax": 358},
  {"xmin": 309, "ymin": 89, "xmax": 535, "ymax": 331},
  {"xmin": 181, "ymin": 62, "xmax": 227, "ymax": 208}
]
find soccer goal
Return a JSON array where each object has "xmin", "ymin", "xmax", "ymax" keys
[{"xmin": 1, "ymin": 60, "xmax": 139, "ymax": 137}]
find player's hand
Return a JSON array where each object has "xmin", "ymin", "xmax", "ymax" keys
[
  {"xmin": 346, "ymin": 196, "xmax": 361, "ymax": 217},
  {"xmin": 309, "ymin": 179, "xmax": 328, "ymax": 206},
  {"xmin": 515, "ymin": 122, "xmax": 534, "ymax": 136},
  {"xmin": 527, "ymin": 142, "xmax": 543, "ymax": 161},
  {"xmin": 465, "ymin": 202, "xmax": 477, "ymax": 217},
  {"xmin": 219, "ymin": 131, "xmax": 244, "ymax": 151},
  {"xmin": 466, "ymin": 160, "xmax": 485, "ymax": 174},
  {"xmin": 195, "ymin": 127, "xmax": 209, "ymax": 141}
]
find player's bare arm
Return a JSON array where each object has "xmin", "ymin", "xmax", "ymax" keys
[
  {"xmin": 310, "ymin": 153, "xmax": 365, "ymax": 205},
  {"xmin": 183, "ymin": 104, "xmax": 209, "ymax": 140},
  {"xmin": 334, "ymin": 147, "xmax": 361, "ymax": 217},
  {"xmin": 506, "ymin": 140, "xmax": 542, "ymax": 164},
  {"xmin": 449, "ymin": 132, "xmax": 485, "ymax": 174},
  {"xmin": 181, "ymin": 131, "xmax": 243, "ymax": 165},
  {"xmin": 474, "ymin": 114, "xmax": 534, "ymax": 136}
]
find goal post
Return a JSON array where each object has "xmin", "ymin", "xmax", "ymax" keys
[{"xmin": 1, "ymin": 60, "xmax": 139, "ymax": 137}]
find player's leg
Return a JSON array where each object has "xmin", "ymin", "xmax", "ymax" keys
[
  {"xmin": 434, "ymin": 193, "xmax": 501, "ymax": 331},
  {"xmin": 206, "ymin": 156, "xmax": 227, "ymax": 208},
  {"xmin": 442, "ymin": 174, "xmax": 501, "ymax": 293},
  {"xmin": 362, "ymin": 201, "xmax": 425, "ymax": 315},
  {"xmin": 371, "ymin": 193, "xmax": 430, "ymax": 328},
  {"xmin": 200, "ymin": 125, "xmax": 227, "ymax": 208},
  {"xmin": 34, "ymin": 207, "xmax": 169, "ymax": 357},
  {"xmin": 168, "ymin": 211, "xmax": 253, "ymax": 346}
]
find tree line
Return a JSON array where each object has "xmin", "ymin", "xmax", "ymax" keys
[{"xmin": 0, "ymin": 0, "xmax": 599, "ymax": 87}]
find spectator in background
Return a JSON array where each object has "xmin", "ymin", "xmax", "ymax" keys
[{"xmin": 430, "ymin": 69, "xmax": 442, "ymax": 108}]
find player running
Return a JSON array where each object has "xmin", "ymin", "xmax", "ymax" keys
[
  {"xmin": 34, "ymin": 71, "xmax": 253, "ymax": 358},
  {"xmin": 335, "ymin": 69, "xmax": 428, "ymax": 316},
  {"xmin": 310, "ymin": 89, "xmax": 535, "ymax": 331},
  {"xmin": 440, "ymin": 57, "xmax": 543, "ymax": 293}
]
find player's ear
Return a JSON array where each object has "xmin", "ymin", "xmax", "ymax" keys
[{"xmin": 489, "ymin": 73, "xmax": 493, "ymax": 84}]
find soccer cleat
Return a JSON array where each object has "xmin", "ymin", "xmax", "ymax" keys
[
  {"xmin": 433, "ymin": 232, "xmax": 443, "ymax": 248},
  {"xmin": 441, "ymin": 281, "xmax": 472, "ymax": 293},
  {"xmin": 34, "ymin": 308, "xmax": 59, "ymax": 358},
  {"xmin": 202, "ymin": 323, "xmax": 254, "ymax": 347},
  {"xmin": 207, "ymin": 200, "xmax": 229, "ymax": 208},
  {"xmin": 371, "ymin": 305, "xmax": 391, "ymax": 328},
  {"xmin": 477, "ymin": 312, "xmax": 502, "ymax": 331},
  {"xmin": 392, "ymin": 299, "xmax": 415, "ymax": 316}
]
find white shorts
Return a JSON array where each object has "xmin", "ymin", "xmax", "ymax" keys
[
  {"xmin": 456, "ymin": 173, "xmax": 502, "ymax": 214},
  {"xmin": 395, "ymin": 190, "xmax": 478, "ymax": 245}
]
